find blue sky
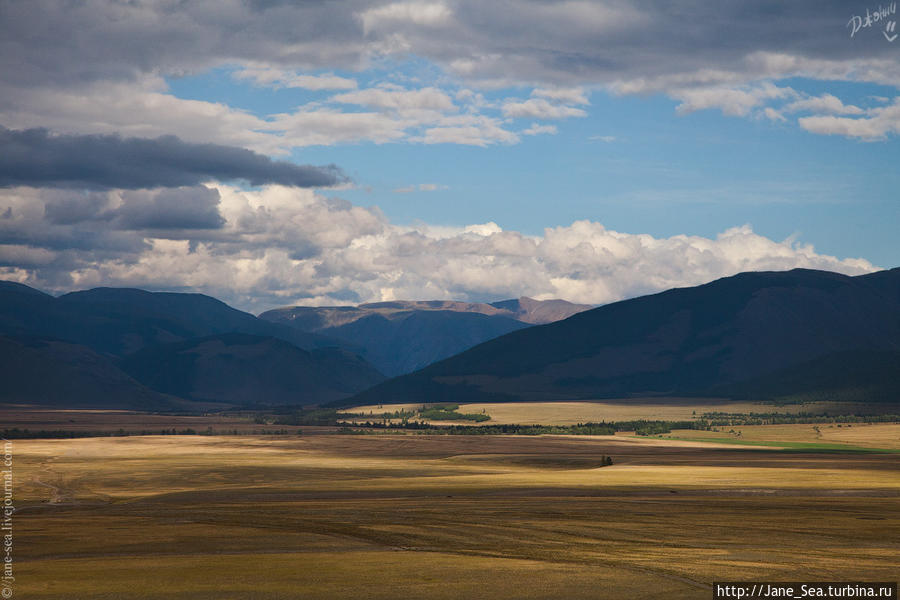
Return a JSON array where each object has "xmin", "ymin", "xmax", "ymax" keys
[
  {"xmin": 169, "ymin": 68, "xmax": 899, "ymax": 267},
  {"xmin": 1, "ymin": 1, "xmax": 898, "ymax": 311}
]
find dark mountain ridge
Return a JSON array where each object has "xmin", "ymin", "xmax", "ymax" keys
[
  {"xmin": 0, "ymin": 282, "xmax": 342, "ymax": 356},
  {"xmin": 342, "ymin": 268, "xmax": 900, "ymax": 406},
  {"xmin": 0, "ymin": 282, "xmax": 384, "ymax": 409},
  {"xmin": 119, "ymin": 333, "xmax": 385, "ymax": 406}
]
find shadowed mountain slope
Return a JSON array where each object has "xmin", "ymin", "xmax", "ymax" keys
[
  {"xmin": 259, "ymin": 297, "xmax": 591, "ymax": 376},
  {"xmin": 0, "ymin": 282, "xmax": 384, "ymax": 409},
  {"xmin": 0, "ymin": 335, "xmax": 184, "ymax": 410},
  {"xmin": 55, "ymin": 287, "xmax": 337, "ymax": 355},
  {"xmin": 0, "ymin": 282, "xmax": 339, "ymax": 357},
  {"xmin": 119, "ymin": 333, "xmax": 385, "ymax": 406},
  {"xmin": 340, "ymin": 268, "xmax": 900, "ymax": 406},
  {"xmin": 717, "ymin": 349, "xmax": 900, "ymax": 404}
]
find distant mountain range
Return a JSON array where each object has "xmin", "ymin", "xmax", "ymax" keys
[
  {"xmin": 4, "ymin": 268, "xmax": 899, "ymax": 411},
  {"xmin": 0, "ymin": 282, "xmax": 384, "ymax": 408},
  {"xmin": 259, "ymin": 297, "xmax": 592, "ymax": 375},
  {"xmin": 342, "ymin": 268, "xmax": 900, "ymax": 407},
  {"xmin": 0, "ymin": 282, "xmax": 332, "ymax": 355},
  {"xmin": 0, "ymin": 282, "xmax": 586, "ymax": 408}
]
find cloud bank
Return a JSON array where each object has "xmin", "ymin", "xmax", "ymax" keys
[
  {"xmin": 0, "ymin": 127, "xmax": 347, "ymax": 189},
  {"xmin": 0, "ymin": 184, "xmax": 876, "ymax": 313},
  {"xmin": 2, "ymin": 0, "xmax": 899, "ymax": 150}
]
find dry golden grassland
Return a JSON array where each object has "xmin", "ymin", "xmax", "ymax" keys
[
  {"xmin": 10, "ymin": 431, "xmax": 900, "ymax": 599},
  {"xmin": 345, "ymin": 399, "xmax": 895, "ymax": 426},
  {"xmin": 654, "ymin": 422, "xmax": 900, "ymax": 450}
]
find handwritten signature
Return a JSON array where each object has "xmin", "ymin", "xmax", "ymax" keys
[{"xmin": 848, "ymin": 2, "xmax": 898, "ymax": 42}]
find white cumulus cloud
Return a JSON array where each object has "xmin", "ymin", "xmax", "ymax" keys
[
  {"xmin": 532, "ymin": 87, "xmax": 590, "ymax": 105},
  {"xmin": 502, "ymin": 98, "xmax": 588, "ymax": 120},
  {"xmin": 784, "ymin": 93, "xmax": 864, "ymax": 115},
  {"xmin": 360, "ymin": 2, "xmax": 453, "ymax": 34},
  {"xmin": 673, "ymin": 83, "xmax": 796, "ymax": 117},
  {"xmin": 1, "ymin": 185, "xmax": 878, "ymax": 313},
  {"xmin": 233, "ymin": 68, "xmax": 358, "ymax": 90},
  {"xmin": 332, "ymin": 86, "xmax": 456, "ymax": 111},
  {"xmin": 798, "ymin": 98, "xmax": 900, "ymax": 141},
  {"xmin": 522, "ymin": 123, "xmax": 558, "ymax": 136}
]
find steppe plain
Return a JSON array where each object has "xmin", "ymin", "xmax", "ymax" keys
[{"xmin": 8, "ymin": 401, "xmax": 900, "ymax": 599}]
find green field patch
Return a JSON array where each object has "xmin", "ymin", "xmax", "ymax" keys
[
  {"xmin": 657, "ymin": 435, "xmax": 900, "ymax": 453},
  {"xmin": 417, "ymin": 404, "xmax": 491, "ymax": 422}
]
